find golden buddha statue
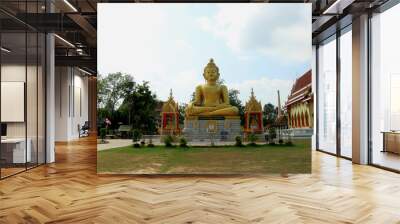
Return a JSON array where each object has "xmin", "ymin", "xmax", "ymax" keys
[{"xmin": 185, "ymin": 58, "xmax": 239, "ymax": 117}]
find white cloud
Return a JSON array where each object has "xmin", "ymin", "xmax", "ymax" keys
[
  {"xmin": 150, "ymin": 69, "xmax": 204, "ymax": 104},
  {"xmin": 229, "ymin": 76, "xmax": 293, "ymax": 106},
  {"xmin": 98, "ymin": 4, "xmax": 201, "ymax": 103},
  {"xmin": 98, "ymin": 4, "xmax": 306, "ymax": 106},
  {"xmin": 98, "ymin": 4, "xmax": 170, "ymax": 78},
  {"xmin": 197, "ymin": 4, "xmax": 311, "ymax": 63}
]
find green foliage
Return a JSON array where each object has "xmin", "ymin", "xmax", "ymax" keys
[
  {"xmin": 133, "ymin": 143, "xmax": 141, "ymax": 148},
  {"xmin": 235, "ymin": 136, "xmax": 244, "ymax": 147},
  {"xmin": 263, "ymin": 103, "xmax": 277, "ymax": 127},
  {"xmin": 97, "ymin": 73, "xmax": 159, "ymax": 135},
  {"xmin": 285, "ymin": 141, "xmax": 294, "ymax": 146},
  {"xmin": 229, "ymin": 89, "xmax": 245, "ymax": 125},
  {"xmin": 100, "ymin": 128, "xmax": 107, "ymax": 141},
  {"xmin": 179, "ymin": 137, "xmax": 188, "ymax": 148},
  {"xmin": 178, "ymin": 104, "xmax": 187, "ymax": 125},
  {"xmin": 121, "ymin": 81, "xmax": 158, "ymax": 134},
  {"xmin": 163, "ymin": 135, "xmax": 174, "ymax": 147},
  {"xmin": 132, "ymin": 129, "xmax": 142, "ymax": 143},
  {"xmin": 98, "ymin": 139, "xmax": 312, "ymax": 174},
  {"xmin": 97, "ymin": 72, "xmax": 134, "ymax": 112},
  {"xmin": 278, "ymin": 139, "xmax": 284, "ymax": 144},
  {"xmin": 268, "ymin": 128, "xmax": 277, "ymax": 141},
  {"xmin": 248, "ymin": 133, "xmax": 258, "ymax": 145}
]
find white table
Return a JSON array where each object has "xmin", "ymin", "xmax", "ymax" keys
[{"xmin": 1, "ymin": 138, "xmax": 32, "ymax": 163}]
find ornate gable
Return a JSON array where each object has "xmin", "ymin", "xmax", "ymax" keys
[
  {"xmin": 245, "ymin": 88, "xmax": 262, "ymax": 112},
  {"xmin": 162, "ymin": 89, "xmax": 178, "ymax": 113}
]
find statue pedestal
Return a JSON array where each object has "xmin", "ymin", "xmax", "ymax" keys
[{"xmin": 183, "ymin": 116, "xmax": 242, "ymax": 142}]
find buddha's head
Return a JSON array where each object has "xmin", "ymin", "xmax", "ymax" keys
[{"xmin": 203, "ymin": 58, "xmax": 220, "ymax": 82}]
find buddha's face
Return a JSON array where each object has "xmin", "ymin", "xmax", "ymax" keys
[{"xmin": 204, "ymin": 67, "xmax": 219, "ymax": 82}]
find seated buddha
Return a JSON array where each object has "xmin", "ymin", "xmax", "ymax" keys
[{"xmin": 185, "ymin": 58, "xmax": 239, "ymax": 117}]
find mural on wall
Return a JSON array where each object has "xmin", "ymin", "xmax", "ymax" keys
[{"xmin": 97, "ymin": 3, "xmax": 313, "ymax": 174}]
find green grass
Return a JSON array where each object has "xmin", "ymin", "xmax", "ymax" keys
[{"xmin": 97, "ymin": 140, "xmax": 311, "ymax": 174}]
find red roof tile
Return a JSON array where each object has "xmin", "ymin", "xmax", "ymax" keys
[{"xmin": 285, "ymin": 70, "xmax": 312, "ymax": 107}]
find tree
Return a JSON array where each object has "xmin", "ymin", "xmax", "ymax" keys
[
  {"xmin": 97, "ymin": 72, "xmax": 134, "ymax": 112},
  {"xmin": 178, "ymin": 104, "xmax": 187, "ymax": 125},
  {"xmin": 228, "ymin": 89, "xmax": 245, "ymax": 124},
  {"xmin": 97, "ymin": 74, "xmax": 108, "ymax": 109},
  {"xmin": 263, "ymin": 103, "xmax": 277, "ymax": 127},
  {"xmin": 120, "ymin": 81, "xmax": 158, "ymax": 134},
  {"xmin": 97, "ymin": 73, "xmax": 134, "ymax": 131}
]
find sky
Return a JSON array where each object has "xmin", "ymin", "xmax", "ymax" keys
[{"xmin": 98, "ymin": 3, "xmax": 311, "ymax": 106}]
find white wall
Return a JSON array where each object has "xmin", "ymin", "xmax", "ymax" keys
[
  {"xmin": 55, "ymin": 67, "xmax": 89, "ymax": 141},
  {"xmin": 1, "ymin": 63, "xmax": 46, "ymax": 164},
  {"xmin": 1, "ymin": 65, "xmax": 39, "ymax": 137}
]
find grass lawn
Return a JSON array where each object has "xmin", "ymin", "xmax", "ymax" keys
[{"xmin": 97, "ymin": 140, "xmax": 311, "ymax": 174}]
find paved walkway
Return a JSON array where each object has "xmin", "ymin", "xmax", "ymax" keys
[
  {"xmin": 97, "ymin": 137, "xmax": 269, "ymax": 150},
  {"xmin": 97, "ymin": 139, "xmax": 133, "ymax": 151}
]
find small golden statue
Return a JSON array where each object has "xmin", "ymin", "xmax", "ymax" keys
[{"xmin": 185, "ymin": 58, "xmax": 239, "ymax": 117}]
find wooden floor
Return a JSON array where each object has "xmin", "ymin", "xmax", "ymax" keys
[{"xmin": 0, "ymin": 137, "xmax": 400, "ymax": 223}]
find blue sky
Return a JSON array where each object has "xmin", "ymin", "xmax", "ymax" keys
[{"xmin": 98, "ymin": 3, "xmax": 311, "ymax": 106}]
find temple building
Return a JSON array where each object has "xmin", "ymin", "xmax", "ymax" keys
[
  {"xmin": 244, "ymin": 89, "xmax": 264, "ymax": 134},
  {"xmin": 285, "ymin": 70, "xmax": 313, "ymax": 136},
  {"xmin": 160, "ymin": 90, "xmax": 180, "ymax": 135}
]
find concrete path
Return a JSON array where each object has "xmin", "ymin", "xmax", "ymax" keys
[
  {"xmin": 97, "ymin": 139, "xmax": 133, "ymax": 151},
  {"xmin": 97, "ymin": 137, "xmax": 269, "ymax": 150}
]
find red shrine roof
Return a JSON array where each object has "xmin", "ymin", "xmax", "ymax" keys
[{"xmin": 285, "ymin": 70, "xmax": 312, "ymax": 107}]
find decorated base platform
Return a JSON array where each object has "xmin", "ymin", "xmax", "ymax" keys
[{"xmin": 183, "ymin": 116, "xmax": 242, "ymax": 142}]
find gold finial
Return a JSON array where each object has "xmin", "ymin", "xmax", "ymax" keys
[
  {"xmin": 204, "ymin": 58, "xmax": 219, "ymax": 71},
  {"xmin": 169, "ymin": 89, "xmax": 173, "ymax": 99},
  {"xmin": 251, "ymin": 88, "xmax": 254, "ymax": 97}
]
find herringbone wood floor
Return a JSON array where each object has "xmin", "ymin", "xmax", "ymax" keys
[{"xmin": 1, "ymin": 137, "xmax": 400, "ymax": 224}]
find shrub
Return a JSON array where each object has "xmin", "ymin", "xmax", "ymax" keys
[
  {"xmin": 147, "ymin": 138, "xmax": 154, "ymax": 147},
  {"xmin": 132, "ymin": 129, "xmax": 142, "ymax": 143},
  {"xmin": 140, "ymin": 140, "xmax": 146, "ymax": 146},
  {"xmin": 285, "ymin": 141, "xmax": 294, "ymax": 146},
  {"xmin": 268, "ymin": 128, "xmax": 277, "ymax": 142},
  {"xmin": 278, "ymin": 139, "xmax": 284, "ymax": 144},
  {"xmin": 248, "ymin": 133, "xmax": 258, "ymax": 145},
  {"xmin": 235, "ymin": 136, "xmax": 243, "ymax": 147},
  {"xmin": 163, "ymin": 135, "xmax": 174, "ymax": 147},
  {"xmin": 99, "ymin": 128, "xmax": 107, "ymax": 142},
  {"xmin": 268, "ymin": 142, "xmax": 276, "ymax": 146},
  {"xmin": 133, "ymin": 143, "xmax": 141, "ymax": 148},
  {"xmin": 179, "ymin": 137, "xmax": 188, "ymax": 147},
  {"xmin": 247, "ymin": 142, "xmax": 257, "ymax": 147}
]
